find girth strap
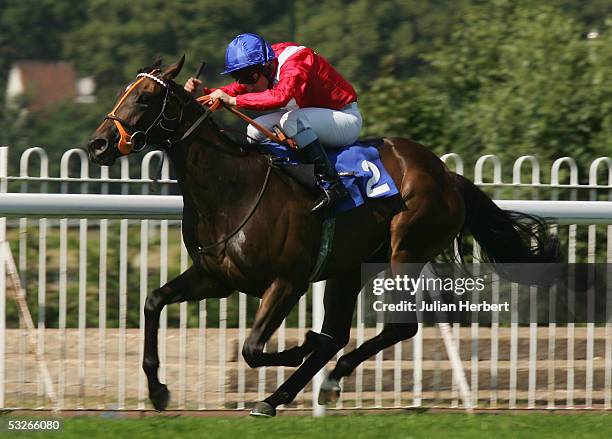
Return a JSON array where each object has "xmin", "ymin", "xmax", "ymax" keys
[{"xmin": 308, "ymin": 217, "xmax": 336, "ymax": 282}]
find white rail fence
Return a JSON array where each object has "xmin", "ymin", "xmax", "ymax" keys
[{"xmin": 0, "ymin": 146, "xmax": 611, "ymax": 411}]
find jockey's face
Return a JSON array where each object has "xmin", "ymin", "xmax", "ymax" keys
[
  {"xmin": 233, "ymin": 66, "xmax": 270, "ymax": 93},
  {"xmin": 245, "ymin": 72, "xmax": 269, "ymax": 93}
]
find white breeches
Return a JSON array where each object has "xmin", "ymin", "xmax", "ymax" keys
[{"xmin": 246, "ymin": 102, "xmax": 362, "ymax": 148}]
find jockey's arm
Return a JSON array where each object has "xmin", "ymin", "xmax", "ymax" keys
[
  {"xmin": 184, "ymin": 49, "xmax": 311, "ymax": 109},
  {"xmin": 234, "ymin": 75, "xmax": 300, "ymax": 111}
]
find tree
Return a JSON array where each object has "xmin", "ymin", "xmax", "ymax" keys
[
  {"xmin": 0, "ymin": 0, "xmax": 87, "ymax": 96},
  {"xmin": 358, "ymin": 77, "xmax": 449, "ymax": 151},
  {"xmin": 297, "ymin": 0, "xmax": 471, "ymax": 89},
  {"xmin": 359, "ymin": 1, "xmax": 612, "ymax": 173},
  {"xmin": 62, "ymin": 0, "xmax": 290, "ymax": 90}
]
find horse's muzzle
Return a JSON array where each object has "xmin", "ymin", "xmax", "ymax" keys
[{"xmin": 88, "ymin": 137, "xmax": 118, "ymax": 166}]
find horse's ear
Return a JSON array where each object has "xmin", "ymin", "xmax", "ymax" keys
[
  {"xmin": 162, "ymin": 55, "xmax": 185, "ymax": 80},
  {"xmin": 138, "ymin": 57, "xmax": 162, "ymax": 74},
  {"xmin": 151, "ymin": 57, "xmax": 162, "ymax": 70}
]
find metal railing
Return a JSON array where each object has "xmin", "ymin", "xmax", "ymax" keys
[{"xmin": 0, "ymin": 145, "xmax": 611, "ymax": 412}]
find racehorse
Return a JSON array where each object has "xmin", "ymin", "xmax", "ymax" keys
[{"xmin": 87, "ymin": 57, "xmax": 559, "ymax": 416}]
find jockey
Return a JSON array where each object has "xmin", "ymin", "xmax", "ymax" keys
[{"xmin": 184, "ymin": 33, "xmax": 362, "ymax": 213}]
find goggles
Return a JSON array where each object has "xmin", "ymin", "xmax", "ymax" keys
[{"xmin": 232, "ymin": 70, "xmax": 261, "ymax": 85}]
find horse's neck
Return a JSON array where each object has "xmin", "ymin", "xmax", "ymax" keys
[{"xmin": 167, "ymin": 119, "xmax": 268, "ymax": 223}]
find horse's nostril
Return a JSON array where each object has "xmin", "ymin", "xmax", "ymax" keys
[{"xmin": 89, "ymin": 138, "xmax": 109, "ymax": 154}]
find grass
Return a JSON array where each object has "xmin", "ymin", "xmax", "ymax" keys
[{"xmin": 4, "ymin": 413, "xmax": 611, "ymax": 439}]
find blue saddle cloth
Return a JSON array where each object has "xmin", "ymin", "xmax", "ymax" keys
[{"xmin": 261, "ymin": 140, "xmax": 399, "ymax": 213}]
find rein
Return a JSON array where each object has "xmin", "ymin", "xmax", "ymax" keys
[
  {"xmin": 105, "ymin": 72, "xmax": 287, "ymax": 153},
  {"xmin": 196, "ymin": 95, "xmax": 297, "ymax": 148},
  {"xmin": 197, "ymin": 161, "xmax": 273, "ymax": 254}
]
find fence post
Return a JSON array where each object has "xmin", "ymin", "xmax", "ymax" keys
[
  {"xmin": 588, "ymin": 158, "xmax": 612, "ymax": 409},
  {"xmin": 513, "ymin": 156, "xmax": 541, "ymax": 409},
  {"xmin": 0, "ymin": 146, "xmax": 7, "ymax": 408},
  {"xmin": 474, "ymin": 154, "xmax": 502, "ymax": 408},
  {"xmin": 312, "ymin": 281, "xmax": 326, "ymax": 417},
  {"xmin": 552, "ymin": 157, "xmax": 579, "ymax": 408}
]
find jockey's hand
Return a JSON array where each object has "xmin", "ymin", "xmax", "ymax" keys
[
  {"xmin": 184, "ymin": 77, "xmax": 203, "ymax": 97},
  {"xmin": 209, "ymin": 89, "xmax": 237, "ymax": 106}
]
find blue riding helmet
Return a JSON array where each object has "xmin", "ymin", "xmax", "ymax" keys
[{"xmin": 221, "ymin": 33, "xmax": 276, "ymax": 74}]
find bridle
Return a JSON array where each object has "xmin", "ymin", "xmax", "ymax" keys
[{"xmin": 104, "ymin": 71, "xmax": 213, "ymax": 154}]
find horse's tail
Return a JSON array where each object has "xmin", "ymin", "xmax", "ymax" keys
[{"xmin": 452, "ymin": 173, "xmax": 560, "ymax": 266}]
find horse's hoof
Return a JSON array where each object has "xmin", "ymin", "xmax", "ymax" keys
[
  {"xmin": 250, "ymin": 401, "xmax": 276, "ymax": 417},
  {"xmin": 318, "ymin": 377, "xmax": 341, "ymax": 405},
  {"xmin": 149, "ymin": 384, "xmax": 171, "ymax": 411}
]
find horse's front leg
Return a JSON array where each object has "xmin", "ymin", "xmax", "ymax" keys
[{"xmin": 143, "ymin": 265, "xmax": 230, "ymax": 410}]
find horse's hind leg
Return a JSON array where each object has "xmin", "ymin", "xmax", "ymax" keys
[
  {"xmin": 250, "ymin": 273, "xmax": 360, "ymax": 417},
  {"xmin": 143, "ymin": 265, "xmax": 231, "ymax": 410},
  {"xmin": 321, "ymin": 324, "xmax": 420, "ymax": 404},
  {"xmin": 319, "ymin": 262, "xmax": 423, "ymax": 404},
  {"xmin": 321, "ymin": 197, "xmax": 462, "ymax": 404}
]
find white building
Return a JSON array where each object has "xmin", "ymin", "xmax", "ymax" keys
[{"xmin": 6, "ymin": 60, "xmax": 96, "ymax": 111}]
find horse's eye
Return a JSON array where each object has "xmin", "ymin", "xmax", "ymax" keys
[{"xmin": 137, "ymin": 93, "xmax": 153, "ymax": 105}]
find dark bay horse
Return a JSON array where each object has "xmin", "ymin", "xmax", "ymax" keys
[{"xmin": 87, "ymin": 57, "xmax": 558, "ymax": 416}]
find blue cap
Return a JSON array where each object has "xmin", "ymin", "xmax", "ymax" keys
[{"xmin": 221, "ymin": 33, "xmax": 276, "ymax": 74}]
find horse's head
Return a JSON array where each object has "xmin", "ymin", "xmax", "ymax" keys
[{"xmin": 87, "ymin": 56, "xmax": 191, "ymax": 166}]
